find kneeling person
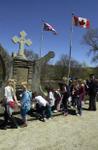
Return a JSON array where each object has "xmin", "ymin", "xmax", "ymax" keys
[{"xmin": 33, "ymin": 92, "xmax": 51, "ymax": 121}]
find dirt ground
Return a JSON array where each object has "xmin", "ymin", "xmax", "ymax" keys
[{"xmin": 0, "ymin": 102, "xmax": 98, "ymax": 150}]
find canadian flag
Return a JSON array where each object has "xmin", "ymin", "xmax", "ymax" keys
[{"xmin": 73, "ymin": 16, "xmax": 90, "ymax": 28}]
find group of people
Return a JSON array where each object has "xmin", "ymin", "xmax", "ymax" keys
[{"xmin": 0, "ymin": 74, "xmax": 98, "ymax": 129}]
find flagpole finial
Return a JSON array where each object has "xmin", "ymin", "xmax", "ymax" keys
[{"xmin": 72, "ymin": 13, "xmax": 74, "ymax": 16}]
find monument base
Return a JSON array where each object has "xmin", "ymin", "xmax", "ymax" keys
[{"xmin": 15, "ymin": 54, "xmax": 27, "ymax": 60}]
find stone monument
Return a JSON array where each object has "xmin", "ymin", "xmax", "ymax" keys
[{"xmin": 0, "ymin": 31, "xmax": 55, "ymax": 98}]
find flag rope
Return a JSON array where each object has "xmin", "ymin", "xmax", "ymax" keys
[{"xmin": 39, "ymin": 19, "xmax": 44, "ymax": 58}]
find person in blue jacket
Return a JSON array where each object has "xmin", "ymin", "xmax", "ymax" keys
[{"xmin": 20, "ymin": 82, "xmax": 32, "ymax": 127}]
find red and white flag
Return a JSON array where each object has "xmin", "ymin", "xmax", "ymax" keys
[
  {"xmin": 73, "ymin": 16, "xmax": 90, "ymax": 28},
  {"xmin": 43, "ymin": 22, "xmax": 57, "ymax": 35}
]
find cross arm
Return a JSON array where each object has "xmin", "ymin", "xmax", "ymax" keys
[
  {"xmin": 26, "ymin": 39, "xmax": 32, "ymax": 46},
  {"xmin": 12, "ymin": 36, "xmax": 19, "ymax": 43}
]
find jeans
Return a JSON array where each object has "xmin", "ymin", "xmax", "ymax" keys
[{"xmin": 3, "ymin": 105, "xmax": 18, "ymax": 128}]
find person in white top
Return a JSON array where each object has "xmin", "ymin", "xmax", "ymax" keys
[
  {"xmin": 48, "ymin": 91, "xmax": 55, "ymax": 107},
  {"xmin": 2, "ymin": 79, "xmax": 19, "ymax": 129},
  {"xmin": 34, "ymin": 95, "xmax": 48, "ymax": 107},
  {"xmin": 54, "ymin": 89, "xmax": 62, "ymax": 112},
  {"xmin": 5, "ymin": 84, "xmax": 15, "ymax": 102},
  {"xmin": 47, "ymin": 87, "xmax": 56, "ymax": 113},
  {"xmin": 33, "ymin": 92, "xmax": 51, "ymax": 121}
]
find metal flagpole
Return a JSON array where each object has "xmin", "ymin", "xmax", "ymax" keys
[
  {"xmin": 67, "ymin": 13, "xmax": 74, "ymax": 85},
  {"xmin": 39, "ymin": 19, "xmax": 44, "ymax": 58}
]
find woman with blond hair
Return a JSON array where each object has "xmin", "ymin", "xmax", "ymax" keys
[
  {"xmin": 78, "ymin": 79, "xmax": 86, "ymax": 105},
  {"xmin": 20, "ymin": 82, "xmax": 32, "ymax": 127},
  {"xmin": 2, "ymin": 79, "xmax": 19, "ymax": 129}
]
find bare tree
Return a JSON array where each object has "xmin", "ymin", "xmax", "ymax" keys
[
  {"xmin": 56, "ymin": 54, "xmax": 81, "ymax": 68},
  {"xmin": 24, "ymin": 49, "xmax": 39, "ymax": 61},
  {"xmin": 83, "ymin": 28, "xmax": 98, "ymax": 63},
  {"xmin": 55, "ymin": 54, "xmax": 82, "ymax": 78}
]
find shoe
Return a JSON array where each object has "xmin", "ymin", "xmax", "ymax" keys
[
  {"xmin": 21, "ymin": 123, "xmax": 27, "ymax": 128},
  {"xmin": 10, "ymin": 124, "xmax": 18, "ymax": 129},
  {"xmin": 64, "ymin": 112, "xmax": 68, "ymax": 116},
  {"xmin": 53, "ymin": 110, "xmax": 58, "ymax": 113},
  {"xmin": 47, "ymin": 118, "xmax": 52, "ymax": 120},
  {"xmin": 11, "ymin": 126, "xmax": 18, "ymax": 129},
  {"xmin": 76, "ymin": 113, "xmax": 80, "ymax": 116},
  {"xmin": 43, "ymin": 118, "xmax": 47, "ymax": 122},
  {"xmin": 0, "ymin": 126, "xmax": 7, "ymax": 130}
]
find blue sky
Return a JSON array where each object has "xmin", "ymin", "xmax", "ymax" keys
[{"xmin": 0, "ymin": 0, "xmax": 98, "ymax": 66}]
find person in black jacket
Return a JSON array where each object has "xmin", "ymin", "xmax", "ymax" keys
[
  {"xmin": 59, "ymin": 77, "xmax": 70, "ymax": 116},
  {"xmin": 88, "ymin": 74, "xmax": 97, "ymax": 111}
]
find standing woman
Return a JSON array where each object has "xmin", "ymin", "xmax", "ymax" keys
[
  {"xmin": 2, "ymin": 79, "xmax": 19, "ymax": 129},
  {"xmin": 72, "ymin": 81, "xmax": 82, "ymax": 116},
  {"xmin": 59, "ymin": 78, "xmax": 69, "ymax": 116}
]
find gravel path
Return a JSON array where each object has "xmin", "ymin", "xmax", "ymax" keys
[{"xmin": 0, "ymin": 103, "xmax": 98, "ymax": 150}]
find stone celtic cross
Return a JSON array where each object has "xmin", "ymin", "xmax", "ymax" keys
[{"xmin": 12, "ymin": 31, "xmax": 32, "ymax": 59}]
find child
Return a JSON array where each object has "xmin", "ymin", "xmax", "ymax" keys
[
  {"xmin": 33, "ymin": 92, "xmax": 51, "ymax": 121},
  {"xmin": 2, "ymin": 79, "xmax": 19, "ymax": 129},
  {"xmin": 72, "ymin": 81, "xmax": 82, "ymax": 116},
  {"xmin": 47, "ymin": 87, "xmax": 56, "ymax": 112},
  {"xmin": 54, "ymin": 89, "xmax": 62, "ymax": 112},
  {"xmin": 20, "ymin": 82, "xmax": 32, "ymax": 127}
]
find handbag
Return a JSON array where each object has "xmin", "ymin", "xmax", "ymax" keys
[{"xmin": 8, "ymin": 101, "xmax": 15, "ymax": 109}]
